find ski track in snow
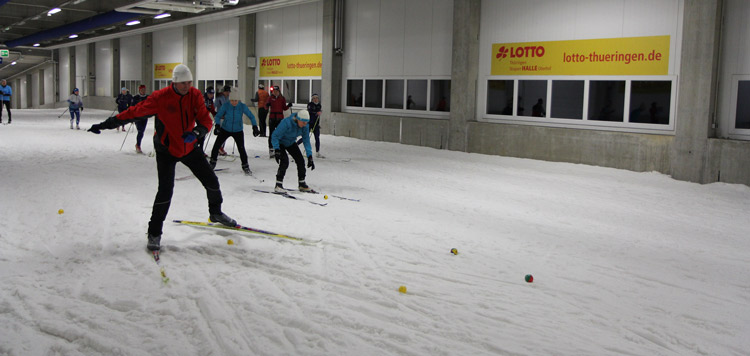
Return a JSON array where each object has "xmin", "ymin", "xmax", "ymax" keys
[{"xmin": 0, "ymin": 109, "xmax": 749, "ymax": 356}]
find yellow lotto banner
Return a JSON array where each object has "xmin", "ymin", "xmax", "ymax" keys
[
  {"xmin": 154, "ymin": 63, "xmax": 180, "ymax": 79},
  {"xmin": 491, "ymin": 35, "xmax": 669, "ymax": 76},
  {"xmin": 259, "ymin": 53, "xmax": 322, "ymax": 77}
]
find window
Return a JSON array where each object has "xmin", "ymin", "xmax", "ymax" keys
[
  {"xmin": 551, "ymin": 80, "xmax": 584, "ymax": 120},
  {"xmin": 283, "ymin": 80, "xmax": 296, "ymax": 103},
  {"xmin": 431, "ymin": 80, "xmax": 450, "ymax": 112},
  {"xmin": 735, "ymin": 81, "xmax": 750, "ymax": 129},
  {"xmin": 629, "ymin": 81, "xmax": 671, "ymax": 125},
  {"xmin": 312, "ymin": 80, "xmax": 321, "ymax": 99},
  {"xmin": 385, "ymin": 80, "xmax": 404, "ymax": 109},
  {"xmin": 406, "ymin": 80, "xmax": 427, "ymax": 110},
  {"xmin": 298, "ymin": 80, "xmax": 311, "ymax": 104},
  {"xmin": 518, "ymin": 80, "xmax": 547, "ymax": 117},
  {"xmin": 347, "ymin": 79, "xmax": 363, "ymax": 107},
  {"xmin": 588, "ymin": 80, "xmax": 625, "ymax": 122},
  {"xmin": 487, "ymin": 80, "xmax": 514, "ymax": 115},
  {"xmin": 365, "ymin": 79, "xmax": 383, "ymax": 108}
]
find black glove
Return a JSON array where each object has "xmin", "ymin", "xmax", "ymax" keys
[
  {"xmin": 274, "ymin": 149, "xmax": 281, "ymax": 164},
  {"xmin": 80, "ymin": 107, "xmax": 84, "ymax": 111},
  {"xmin": 288, "ymin": 102, "xmax": 294, "ymax": 108},
  {"xmin": 252, "ymin": 125, "xmax": 260, "ymax": 137},
  {"xmin": 87, "ymin": 124, "xmax": 102, "ymax": 134},
  {"xmin": 214, "ymin": 125, "xmax": 221, "ymax": 135},
  {"xmin": 307, "ymin": 156, "xmax": 315, "ymax": 170},
  {"xmin": 182, "ymin": 130, "xmax": 198, "ymax": 144}
]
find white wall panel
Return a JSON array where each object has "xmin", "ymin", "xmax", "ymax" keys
[
  {"xmin": 403, "ymin": 0, "xmax": 432, "ymax": 76},
  {"xmin": 153, "ymin": 27, "xmax": 183, "ymax": 65},
  {"xmin": 95, "ymin": 40, "xmax": 112, "ymax": 97},
  {"xmin": 75, "ymin": 44, "xmax": 87, "ymax": 96},
  {"xmin": 355, "ymin": 0, "xmax": 380, "ymax": 76},
  {"xmin": 430, "ymin": 0, "xmax": 452, "ymax": 75},
  {"xmin": 44, "ymin": 64, "xmax": 54, "ymax": 105},
  {"xmin": 120, "ymin": 34, "xmax": 143, "ymax": 80},
  {"xmin": 342, "ymin": 0, "xmax": 453, "ymax": 79},
  {"xmin": 258, "ymin": 9, "xmax": 284, "ymax": 57},
  {"xmin": 19, "ymin": 78, "xmax": 26, "ymax": 109},
  {"xmin": 282, "ymin": 6, "xmax": 302, "ymax": 55},
  {"xmin": 59, "ymin": 47, "xmax": 70, "ymax": 100},
  {"xmin": 378, "ymin": 0, "xmax": 405, "ymax": 76},
  {"xmin": 197, "ymin": 17, "xmax": 239, "ymax": 79},
  {"xmin": 297, "ymin": 2, "xmax": 322, "ymax": 55}
]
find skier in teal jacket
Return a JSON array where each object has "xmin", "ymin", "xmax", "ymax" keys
[
  {"xmin": 271, "ymin": 110, "xmax": 315, "ymax": 192},
  {"xmin": 209, "ymin": 90, "xmax": 259, "ymax": 175}
]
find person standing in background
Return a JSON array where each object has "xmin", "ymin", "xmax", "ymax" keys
[
  {"xmin": 265, "ymin": 85, "xmax": 292, "ymax": 158},
  {"xmin": 251, "ymin": 83, "xmax": 270, "ymax": 137},
  {"xmin": 214, "ymin": 85, "xmax": 231, "ymax": 156},
  {"xmin": 115, "ymin": 87, "xmax": 133, "ymax": 132},
  {"xmin": 307, "ymin": 94, "xmax": 323, "ymax": 158},
  {"xmin": 67, "ymin": 88, "xmax": 84, "ymax": 130},
  {"xmin": 131, "ymin": 85, "xmax": 150, "ymax": 153},
  {"xmin": 0, "ymin": 79, "xmax": 11, "ymax": 124}
]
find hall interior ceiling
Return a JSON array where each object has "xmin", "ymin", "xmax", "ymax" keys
[{"xmin": 0, "ymin": 0, "xmax": 308, "ymax": 79}]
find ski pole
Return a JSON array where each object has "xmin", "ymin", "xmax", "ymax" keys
[
  {"xmin": 57, "ymin": 108, "xmax": 69, "ymax": 118},
  {"xmin": 119, "ymin": 123, "xmax": 134, "ymax": 151},
  {"xmin": 204, "ymin": 126, "xmax": 214, "ymax": 153}
]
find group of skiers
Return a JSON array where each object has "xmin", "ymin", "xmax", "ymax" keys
[{"xmin": 86, "ymin": 64, "xmax": 324, "ymax": 252}]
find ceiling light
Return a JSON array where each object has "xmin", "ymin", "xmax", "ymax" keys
[
  {"xmin": 48, "ymin": 8, "xmax": 62, "ymax": 16},
  {"xmin": 126, "ymin": 20, "xmax": 141, "ymax": 26},
  {"xmin": 154, "ymin": 13, "xmax": 171, "ymax": 19},
  {"xmin": 33, "ymin": 43, "xmax": 40, "ymax": 47},
  {"xmin": 11, "ymin": 61, "xmax": 17, "ymax": 65},
  {"xmin": 69, "ymin": 34, "xmax": 78, "ymax": 39}
]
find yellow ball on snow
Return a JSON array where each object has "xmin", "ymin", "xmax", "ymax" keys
[
  {"xmin": 58, "ymin": 209, "xmax": 64, "ymax": 214},
  {"xmin": 324, "ymin": 195, "xmax": 328, "ymax": 200},
  {"xmin": 398, "ymin": 285, "xmax": 407, "ymax": 294},
  {"xmin": 227, "ymin": 239, "xmax": 234, "ymax": 245}
]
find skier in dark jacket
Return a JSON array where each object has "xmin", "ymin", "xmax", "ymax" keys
[
  {"xmin": 87, "ymin": 64, "xmax": 237, "ymax": 251},
  {"xmin": 115, "ymin": 87, "xmax": 133, "ymax": 132},
  {"xmin": 131, "ymin": 85, "xmax": 150, "ymax": 153}
]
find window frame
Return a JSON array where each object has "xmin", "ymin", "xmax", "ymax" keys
[
  {"xmin": 342, "ymin": 77, "xmax": 452, "ymax": 119},
  {"xmin": 482, "ymin": 75, "xmax": 677, "ymax": 134},
  {"xmin": 729, "ymin": 75, "xmax": 750, "ymax": 140}
]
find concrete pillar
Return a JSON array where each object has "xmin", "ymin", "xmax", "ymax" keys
[
  {"xmin": 112, "ymin": 39, "xmax": 121, "ymax": 97},
  {"xmin": 38, "ymin": 69, "xmax": 44, "ymax": 106},
  {"xmin": 25, "ymin": 74, "xmax": 32, "ymax": 108},
  {"xmin": 183, "ymin": 25, "xmax": 197, "ymax": 76},
  {"xmin": 670, "ymin": 0, "xmax": 722, "ymax": 183},
  {"xmin": 53, "ymin": 49, "xmax": 59, "ymax": 103},
  {"xmin": 87, "ymin": 42, "xmax": 95, "ymax": 97},
  {"xmin": 448, "ymin": 0, "xmax": 481, "ymax": 152},
  {"xmin": 238, "ymin": 14, "xmax": 257, "ymax": 102},
  {"xmin": 142, "ymin": 33, "xmax": 153, "ymax": 91},
  {"xmin": 69, "ymin": 47, "xmax": 76, "ymax": 94},
  {"xmin": 322, "ymin": 0, "xmax": 343, "ymax": 120}
]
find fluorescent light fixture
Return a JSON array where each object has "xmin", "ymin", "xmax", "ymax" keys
[
  {"xmin": 69, "ymin": 34, "xmax": 78, "ymax": 39},
  {"xmin": 11, "ymin": 61, "xmax": 17, "ymax": 65},
  {"xmin": 47, "ymin": 8, "xmax": 62, "ymax": 16},
  {"xmin": 33, "ymin": 43, "xmax": 40, "ymax": 47},
  {"xmin": 126, "ymin": 20, "xmax": 141, "ymax": 26},
  {"xmin": 154, "ymin": 13, "xmax": 171, "ymax": 19}
]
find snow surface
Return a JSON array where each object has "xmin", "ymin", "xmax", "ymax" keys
[{"xmin": 1, "ymin": 109, "xmax": 749, "ymax": 356}]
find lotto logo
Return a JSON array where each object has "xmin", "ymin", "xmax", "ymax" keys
[{"xmin": 496, "ymin": 46, "xmax": 509, "ymax": 60}]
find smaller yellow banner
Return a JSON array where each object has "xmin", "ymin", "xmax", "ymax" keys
[
  {"xmin": 259, "ymin": 54, "xmax": 322, "ymax": 77},
  {"xmin": 154, "ymin": 63, "xmax": 181, "ymax": 79},
  {"xmin": 491, "ymin": 36, "xmax": 670, "ymax": 76}
]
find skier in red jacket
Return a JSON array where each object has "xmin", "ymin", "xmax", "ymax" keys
[
  {"xmin": 265, "ymin": 85, "xmax": 292, "ymax": 158},
  {"xmin": 87, "ymin": 64, "xmax": 237, "ymax": 251}
]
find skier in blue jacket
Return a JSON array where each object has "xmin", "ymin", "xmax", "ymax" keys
[
  {"xmin": 209, "ymin": 90, "xmax": 259, "ymax": 175},
  {"xmin": 0, "ymin": 79, "xmax": 11, "ymax": 124},
  {"xmin": 271, "ymin": 110, "xmax": 315, "ymax": 192}
]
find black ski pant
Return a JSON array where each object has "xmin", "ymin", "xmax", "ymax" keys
[
  {"xmin": 267, "ymin": 113, "xmax": 283, "ymax": 149},
  {"xmin": 148, "ymin": 147, "xmax": 223, "ymax": 236},
  {"xmin": 0, "ymin": 101, "xmax": 10, "ymax": 122},
  {"xmin": 210, "ymin": 129, "xmax": 249, "ymax": 167},
  {"xmin": 257, "ymin": 107, "xmax": 268, "ymax": 136},
  {"xmin": 276, "ymin": 143, "xmax": 306, "ymax": 184},
  {"xmin": 135, "ymin": 118, "xmax": 149, "ymax": 147}
]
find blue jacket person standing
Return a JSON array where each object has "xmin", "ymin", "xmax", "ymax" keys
[
  {"xmin": 0, "ymin": 79, "xmax": 11, "ymax": 124},
  {"xmin": 271, "ymin": 111, "xmax": 315, "ymax": 192},
  {"xmin": 209, "ymin": 90, "xmax": 259, "ymax": 175}
]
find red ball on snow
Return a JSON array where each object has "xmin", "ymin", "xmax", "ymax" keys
[{"xmin": 525, "ymin": 274, "xmax": 534, "ymax": 283}]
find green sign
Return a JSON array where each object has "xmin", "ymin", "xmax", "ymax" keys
[{"xmin": 0, "ymin": 49, "xmax": 8, "ymax": 58}]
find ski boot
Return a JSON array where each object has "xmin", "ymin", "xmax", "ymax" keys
[
  {"xmin": 242, "ymin": 164, "xmax": 252, "ymax": 176},
  {"xmin": 135, "ymin": 145, "xmax": 143, "ymax": 154},
  {"xmin": 274, "ymin": 181, "xmax": 286, "ymax": 193},
  {"xmin": 298, "ymin": 180, "xmax": 312, "ymax": 192},
  {"xmin": 147, "ymin": 233, "xmax": 162, "ymax": 251},
  {"xmin": 209, "ymin": 213, "xmax": 237, "ymax": 227},
  {"xmin": 209, "ymin": 159, "xmax": 217, "ymax": 169}
]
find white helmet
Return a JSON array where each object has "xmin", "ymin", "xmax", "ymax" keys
[
  {"xmin": 296, "ymin": 110, "xmax": 310, "ymax": 122},
  {"xmin": 172, "ymin": 64, "xmax": 193, "ymax": 83}
]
